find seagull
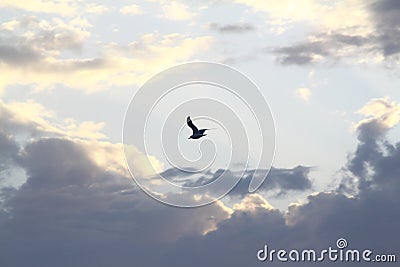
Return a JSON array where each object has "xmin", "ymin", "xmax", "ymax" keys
[{"xmin": 187, "ymin": 116, "xmax": 209, "ymax": 139}]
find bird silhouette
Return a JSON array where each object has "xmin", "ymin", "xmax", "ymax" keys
[{"xmin": 187, "ymin": 116, "xmax": 209, "ymax": 139}]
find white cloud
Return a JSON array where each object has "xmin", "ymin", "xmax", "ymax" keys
[
  {"xmin": 124, "ymin": 144, "xmax": 164, "ymax": 178},
  {"xmin": 0, "ymin": 99, "xmax": 106, "ymax": 140},
  {"xmin": 0, "ymin": 2, "xmax": 105, "ymax": 16},
  {"xmin": 120, "ymin": 4, "xmax": 143, "ymax": 15},
  {"xmin": 235, "ymin": 0, "xmax": 373, "ymax": 36},
  {"xmin": 160, "ymin": 2, "xmax": 197, "ymax": 21},
  {"xmin": 0, "ymin": 16, "xmax": 213, "ymax": 93},
  {"xmin": 0, "ymin": 98, "xmax": 165, "ymax": 180},
  {"xmin": 70, "ymin": 17, "xmax": 92, "ymax": 28},
  {"xmin": 295, "ymin": 87, "xmax": 312, "ymax": 103},
  {"xmin": 260, "ymin": 1, "xmax": 398, "ymax": 66},
  {"xmin": 85, "ymin": 3, "xmax": 110, "ymax": 14},
  {"xmin": 1, "ymin": 20, "xmax": 19, "ymax": 31},
  {"xmin": 0, "ymin": 0, "xmax": 77, "ymax": 16},
  {"xmin": 233, "ymin": 194, "xmax": 274, "ymax": 212},
  {"xmin": 356, "ymin": 97, "xmax": 400, "ymax": 130}
]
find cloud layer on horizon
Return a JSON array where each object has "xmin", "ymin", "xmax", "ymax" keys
[{"xmin": 0, "ymin": 97, "xmax": 399, "ymax": 266}]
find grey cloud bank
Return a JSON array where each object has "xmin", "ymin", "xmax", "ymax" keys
[{"xmin": 0, "ymin": 96, "xmax": 399, "ymax": 266}]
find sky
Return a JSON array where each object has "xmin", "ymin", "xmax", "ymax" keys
[{"xmin": 0, "ymin": 0, "xmax": 400, "ymax": 266}]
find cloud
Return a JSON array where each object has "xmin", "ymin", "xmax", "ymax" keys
[
  {"xmin": 162, "ymin": 201, "xmax": 288, "ymax": 266},
  {"xmin": 0, "ymin": 16, "xmax": 88, "ymax": 66},
  {"xmin": 369, "ymin": 0, "xmax": 400, "ymax": 57},
  {"xmin": 0, "ymin": 2, "xmax": 107, "ymax": 19},
  {"xmin": 0, "ymin": 99, "xmax": 164, "ymax": 179},
  {"xmin": 0, "ymin": 20, "xmax": 19, "ymax": 31},
  {"xmin": 176, "ymin": 165, "xmax": 313, "ymax": 197},
  {"xmin": 343, "ymin": 98, "xmax": 400, "ymax": 193},
  {"xmin": 232, "ymin": 194, "xmax": 273, "ymax": 211},
  {"xmin": 273, "ymin": 41, "xmax": 327, "ymax": 65},
  {"xmin": 85, "ymin": 3, "xmax": 110, "ymax": 14},
  {"xmin": 273, "ymin": 32, "xmax": 374, "ymax": 65},
  {"xmin": 235, "ymin": 0, "xmax": 372, "ymax": 33},
  {"xmin": 356, "ymin": 97, "xmax": 400, "ymax": 130},
  {"xmin": 209, "ymin": 22, "xmax": 255, "ymax": 33},
  {"xmin": 0, "ymin": 99, "xmax": 106, "ymax": 140},
  {"xmin": 0, "ymin": 16, "xmax": 89, "ymax": 66},
  {"xmin": 160, "ymin": 2, "xmax": 197, "ymax": 21},
  {"xmin": 0, "ymin": 108, "xmax": 232, "ymax": 266},
  {"xmin": 0, "ymin": 17, "xmax": 213, "ymax": 93},
  {"xmin": 0, "ymin": 131, "xmax": 19, "ymax": 173},
  {"xmin": 270, "ymin": 1, "xmax": 400, "ymax": 66},
  {"xmin": 120, "ymin": 4, "xmax": 143, "ymax": 15},
  {"xmin": 1, "ymin": 97, "xmax": 400, "ymax": 266},
  {"xmin": 160, "ymin": 98, "xmax": 400, "ymax": 266},
  {"xmin": 0, "ymin": 0, "xmax": 77, "ymax": 16},
  {"xmin": 295, "ymin": 87, "xmax": 312, "ymax": 103},
  {"xmin": 0, "ymin": 43, "xmax": 41, "ymax": 66},
  {"xmin": 233, "ymin": 166, "xmax": 313, "ymax": 197}
]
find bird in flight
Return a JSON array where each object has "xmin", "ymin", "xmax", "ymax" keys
[{"xmin": 187, "ymin": 116, "xmax": 209, "ymax": 139}]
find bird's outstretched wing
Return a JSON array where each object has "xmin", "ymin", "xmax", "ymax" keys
[
  {"xmin": 198, "ymin": 129, "xmax": 207, "ymax": 134},
  {"xmin": 187, "ymin": 116, "xmax": 198, "ymax": 134}
]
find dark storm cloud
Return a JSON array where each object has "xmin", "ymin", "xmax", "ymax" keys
[
  {"xmin": 370, "ymin": 0, "xmax": 400, "ymax": 56},
  {"xmin": 0, "ymin": 136, "xmax": 231, "ymax": 267},
  {"xmin": 162, "ymin": 207, "xmax": 289, "ymax": 267},
  {"xmin": 1, "ymin": 99, "xmax": 400, "ymax": 266},
  {"xmin": 345, "ymin": 120, "xmax": 384, "ymax": 184},
  {"xmin": 341, "ymin": 109, "xmax": 400, "ymax": 195},
  {"xmin": 158, "ymin": 166, "xmax": 201, "ymax": 178},
  {"xmin": 181, "ymin": 165, "xmax": 313, "ymax": 196},
  {"xmin": 209, "ymin": 22, "xmax": 255, "ymax": 33},
  {"xmin": 18, "ymin": 139, "xmax": 103, "ymax": 189},
  {"xmin": 161, "ymin": 112, "xmax": 400, "ymax": 266},
  {"xmin": 257, "ymin": 165, "xmax": 313, "ymax": 194},
  {"xmin": 160, "ymin": 103, "xmax": 398, "ymax": 265}
]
